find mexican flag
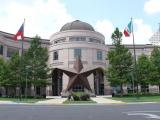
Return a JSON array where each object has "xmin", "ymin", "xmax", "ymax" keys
[{"xmin": 124, "ymin": 21, "xmax": 132, "ymax": 37}]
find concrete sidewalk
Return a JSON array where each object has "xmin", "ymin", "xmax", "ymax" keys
[
  {"xmin": 91, "ymin": 97, "xmax": 124, "ymax": 104},
  {"xmin": 36, "ymin": 98, "xmax": 67, "ymax": 105},
  {"xmin": 0, "ymin": 101, "xmax": 16, "ymax": 104}
]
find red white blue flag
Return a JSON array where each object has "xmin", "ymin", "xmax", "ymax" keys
[
  {"xmin": 124, "ymin": 21, "xmax": 132, "ymax": 37},
  {"xmin": 13, "ymin": 22, "xmax": 24, "ymax": 40}
]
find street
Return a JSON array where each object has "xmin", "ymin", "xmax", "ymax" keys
[{"xmin": 0, "ymin": 103, "xmax": 160, "ymax": 120}]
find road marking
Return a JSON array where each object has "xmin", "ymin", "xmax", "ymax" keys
[
  {"xmin": 127, "ymin": 113, "xmax": 160, "ymax": 119},
  {"xmin": 124, "ymin": 111, "xmax": 160, "ymax": 113},
  {"xmin": 123, "ymin": 111, "xmax": 160, "ymax": 119}
]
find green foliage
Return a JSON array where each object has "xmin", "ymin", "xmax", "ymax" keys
[
  {"xmin": 0, "ymin": 57, "xmax": 11, "ymax": 86},
  {"xmin": 0, "ymin": 36, "xmax": 50, "ymax": 97},
  {"xmin": 136, "ymin": 54, "xmax": 152, "ymax": 85},
  {"xmin": 106, "ymin": 28, "xmax": 133, "ymax": 95},
  {"xmin": 111, "ymin": 27, "xmax": 123, "ymax": 44},
  {"xmin": 150, "ymin": 47, "xmax": 160, "ymax": 85},
  {"xmin": 150, "ymin": 47, "xmax": 160, "ymax": 93},
  {"xmin": 68, "ymin": 92, "xmax": 90, "ymax": 101},
  {"xmin": 8, "ymin": 52, "xmax": 21, "ymax": 86},
  {"xmin": 111, "ymin": 95, "xmax": 160, "ymax": 103},
  {"xmin": 24, "ymin": 36, "xmax": 50, "ymax": 87}
]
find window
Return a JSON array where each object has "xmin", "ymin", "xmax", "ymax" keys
[
  {"xmin": 99, "ymin": 83, "xmax": 104, "ymax": 95},
  {"xmin": 141, "ymin": 84, "xmax": 149, "ymax": 93},
  {"xmin": 89, "ymin": 38, "xmax": 101, "ymax": 44},
  {"xmin": 97, "ymin": 50, "xmax": 103, "ymax": 60},
  {"xmin": 7, "ymin": 47, "xmax": 19, "ymax": 58},
  {"xmin": 0, "ymin": 45, "xmax": 3, "ymax": 55},
  {"xmin": 69, "ymin": 37, "xmax": 86, "ymax": 42},
  {"xmin": 54, "ymin": 38, "xmax": 66, "ymax": 44},
  {"xmin": 36, "ymin": 87, "xmax": 41, "ymax": 95},
  {"xmin": 53, "ymin": 51, "xmax": 58, "ymax": 60},
  {"xmin": 73, "ymin": 84, "xmax": 84, "ymax": 92},
  {"xmin": 74, "ymin": 48, "xmax": 81, "ymax": 58}
]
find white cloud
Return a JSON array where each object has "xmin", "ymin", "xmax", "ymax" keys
[
  {"xmin": 144, "ymin": 0, "xmax": 160, "ymax": 14},
  {"xmin": 122, "ymin": 19, "xmax": 153, "ymax": 44},
  {"xmin": 95, "ymin": 20, "xmax": 114, "ymax": 44},
  {"xmin": 95, "ymin": 19, "xmax": 153, "ymax": 45},
  {"xmin": 0, "ymin": 0, "xmax": 73, "ymax": 39}
]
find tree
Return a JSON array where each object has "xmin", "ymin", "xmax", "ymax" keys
[
  {"xmin": 106, "ymin": 28, "xmax": 133, "ymax": 96},
  {"xmin": 0, "ymin": 57, "xmax": 6, "ymax": 86},
  {"xmin": 150, "ymin": 47, "xmax": 160, "ymax": 93},
  {"xmin": 136, "ymin": 54, "xmax": 152, "ymax": 93},
  {"xmin": 0, "ymin": 55, "xmax": 20, "ymax": 96},
  {"xmin": 0, "ymin": 57, "xmax": 10, "ymax": 87},
  {"xmin": 24, "ymin": 36, "xmax": 50, "ymax": 96},
  {"xmin": 7, "ymin": 52, "xmax": 21, "ymax": 96}
]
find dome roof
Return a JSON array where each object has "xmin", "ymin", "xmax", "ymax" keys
[{"xmin": 60, "ymin": 20, "xmax": 95, "ymax": 32}]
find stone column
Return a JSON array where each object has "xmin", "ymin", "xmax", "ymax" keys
[
  {"xmin": 16, "ymin": 87, "xmax": 20, "ymax": 97},
  {"xmin": 104, "ymin": 79, "xmax": 111, "ymax": 95},
  {"xmin": 87, "ymin": 73, "xmax": 94, "ymax": 93},
  {"xmin": 3, "ymin": 45, "xmax": 7, "ymax": 58},
  {"xmin": 31, "ymin": 84, "xmax": 35, "ymax": 97},
  {"xmin": 96, "ymin": 71, "xmax": 99, "ymax": 95},
  {"xmin": 57, "ymin": 71, "xmax": 60, "ymax": 95},
  {"xmin": 46, "ymin": 85, "xmax": 52, "ymax": 96},
  {"xmin": 62, "ymin": 73, "xmax": 69, "ymax": 90}
]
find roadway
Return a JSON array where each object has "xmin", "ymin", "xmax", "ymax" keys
[{"xmin": 1, "ymin": 103, "xmax": 160, "ymax": 120}]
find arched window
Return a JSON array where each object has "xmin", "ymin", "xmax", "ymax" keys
[
  {"xmin": 0, "ymin": 45, "xmax": 3, "ymax": 55},
  {"xmin": 74, "ymin": 48, "xmax": 81, "ymax": 58},
  {"xmin": 97, "ymin": 50, "xmax": 103, "ymax": 60},
  {"xmin": 53, "ymin": 51, "xmax": 58, "ymax": 60}
]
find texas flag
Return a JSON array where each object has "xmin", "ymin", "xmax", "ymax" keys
[
  {"xmin": 13, "ymin": 22, "xmax": 24, "ymax": 40},
  {"xmin": 124, "ymin": 21, "xmax": 132, "ymax": 37}
]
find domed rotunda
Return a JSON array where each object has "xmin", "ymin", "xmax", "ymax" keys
[{"xmin": 48, "ymin": 20, "xmax": 110, "ymax": 96}]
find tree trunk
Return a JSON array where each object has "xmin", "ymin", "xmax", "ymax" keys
[
  {"xmin": 14, "ymin": 87, "xmax": 16, "ymax": 97},
  {"xmin": 5, "ymin": 86, "xmax": 8, "ymax": 97},
  {"xmin": 136, "ymin": 83, "xmax": 139, "ymax": 94},
  {"xmin": 159, "ymin": 84, "xmax": 160, "ymax": 94},
  {"xmin": 120, "ymin": 83, "xmax": 123, "ymax": 96}
]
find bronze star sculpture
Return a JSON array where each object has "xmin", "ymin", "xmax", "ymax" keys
[{"xmin": 54, "ymin": 56, "xmax": 102, "ymax": 92}]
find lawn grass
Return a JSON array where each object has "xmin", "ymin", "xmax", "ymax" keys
[
  {"xmin": 63, "ymin": 99, "xmax": 97, "ymax": 104},
  {"xmin": 110, "ymin": 95, "xmax": 160, "ymax": 103},
  {"xmin": 0, "ymin": 97, "xmax": 46, "ymax": 103}
]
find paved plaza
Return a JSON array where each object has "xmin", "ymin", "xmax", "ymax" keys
[
  {"xmin": 91, "ymin": 96, "xmax": 124, "ymax": 104},
  {"xmin": 35, "ymin": 96, "xmax": 124, "ymax": 105}
]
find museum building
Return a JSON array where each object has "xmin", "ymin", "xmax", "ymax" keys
[{"xmin": 0, "ymin": 20, "xmax": 158, "ymax": 96}]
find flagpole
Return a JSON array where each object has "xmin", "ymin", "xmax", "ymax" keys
[
  {"xmin": 22, "ymin": 19, "xmax": 25, "ymax": 57},
  {"xmin": 20, "ymin": 19, "xmax": 25, "ymax": 100},
  {"xmin": 23, "ymin": 19, "xmax": 28, "ymax": 99},
  {"xmin": 131, "ymin": 17, "xmax": 137, "ymax": 94}
]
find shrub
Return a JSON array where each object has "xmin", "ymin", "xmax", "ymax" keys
[
  {"xmin": 80, "ymin": 94, "xmax": 90, "ymax": 101},
  {"xmin": 42, "ymin": 94, "xmax": 46, "ymax": 98},
  {"xmin": 72, "ymin": 94, "xmax": 80, "ymax": 101},
  {"xmin": 68, "ymin": 92, "xmax": 90, "ymax": 101}
]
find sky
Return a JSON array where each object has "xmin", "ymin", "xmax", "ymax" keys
[{"xmin": 0, "ymin": 0, "xmax": 160, "ymax": 44}]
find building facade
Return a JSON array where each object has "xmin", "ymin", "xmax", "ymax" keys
[
  {"xmin": 0, "ymin": 20, "xmax": 158, "ymax": 96},
  {"xmin": 49, "ymin": 20, "xmax": 108, "ymax": 96},
  {"xmin": 149, "ymin": 27, "xmax": 160, "ymax": 45}
]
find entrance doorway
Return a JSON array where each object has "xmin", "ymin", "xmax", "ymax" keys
[
  {"xmin": 52, "ymin": 70, "xmax": 63, "ymax": 96},
  {"xmin": 94, "ymin": 69, "xmax": 104, "ymax": 95}
]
